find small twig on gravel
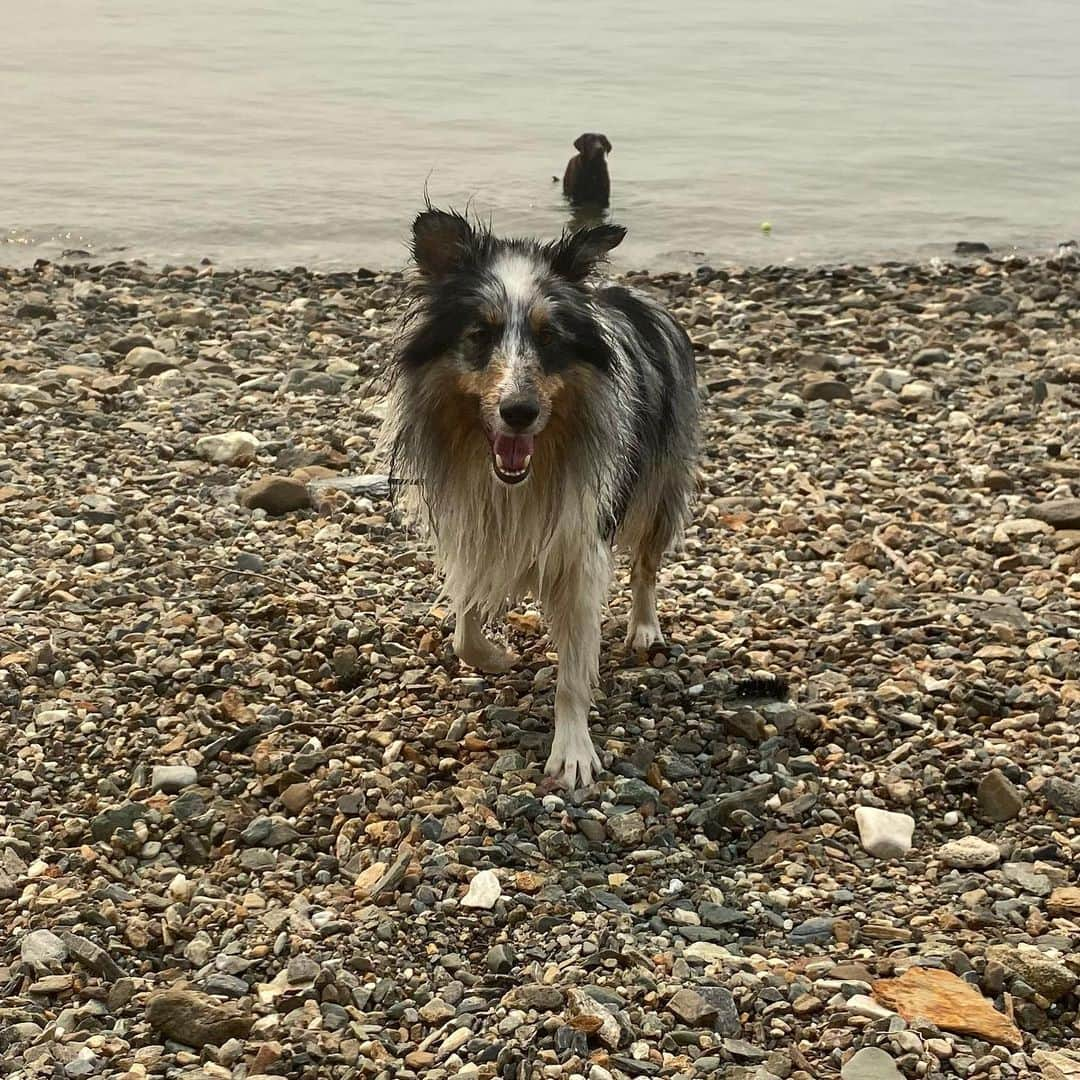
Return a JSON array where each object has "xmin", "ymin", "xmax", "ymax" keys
[
  {"xmin": 947, "ymin": 593, "xmax": 1021, "ymax": 606},
  {"xmin": 0, "ymin": 632, "xmax": 24, "ymax": 649},
  {"xmin": 872, "ymin": 524, "xmax": 912, "ymax": 576},
  {"xmin": 204, "ymin": 563, "xmax": 369, "ymax": 609},
  {"xmin": 203, "ymin": 563, "xmax": 296, "ymax": 589}
]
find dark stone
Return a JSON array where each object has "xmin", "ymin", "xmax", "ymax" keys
[
  {"xmin": 320, "ymin": 1002, "xmax": 351, "ymax": 1030},
  {"xmin": 965, "ymin": 294, "xmax": 1013, "ymax": 317},
  {"xmin": 724, "ymin": 1038, "xmax": 768, "ymax": 1060},
  {"xmin": 1029, "ymin": 499, "xmax": 1080, "ymax": 530},
  {"xmin": 61, "ymin": 932, "xmax": 125, "ymax": 981},
  {"xmin": 913, "ymin": 348, "xmax": 950, "ymax": 366},
  {"xmin": 686, "ymin": 780, "xmax": 777, "ymax": 838},
  {"xmin": 789, "ymin": 916, "xmax": 836, "ymax": 945},
  {"xmin": 241, "ymin": 816, "xmax": 299, "ymax": 848},
  {"xmin": 612, "ymin": 777, "xmax": 660, "ymax": 806},
  {"xmin": 668, "ymin": 988, "xmax": 717, "ymax": 1026},
  {"xmin": 591, "ymin": 890, "xmax": 631, "ymax": 913},
  {"xmin": 109, "ymin": 334, "xmax": 155, "ymax": 354},
  {"xmin": 107, "ymin": 978, "xmax": 136, "ymax": 1013},
  {"xmin": 801, "ymin": 379, "xmax": 853, "ymax": 403},
  {"xmin": 955, "ymin": 242, "xmax": 991, "ymax": 256},
  {"xmin": 977, "ymin": 769, "xmax": 1024, "ymax": 822},
  {"xmin": 282, "ymin": 369, "xmax": 343, "ymax": 395},
  {"xmin": 239, "ymin": 476, "xmax": 311, "ymax": 515},
  {"xmin": 203, "ymin": 974, "xmax": 248, "ymax": 998},
  {"xmin": 678, "ymin": 926, "xmax": 732, "ymax": 943},
  {"xmin": 699, "ymin": 986, "xmax": 740, "ymax": 1036},
  {"xmin": 1044, "ymin": 777, "xmax": 1080, "ymax": 817},
  {"xmin": 18, "ymin": 301, "xmax": 57, "ymax": 320},
  {"xmin": 486, "ymin": 944, "xmax": 516, "ymax": 974},
  {"xmin": 501, "ymin": 984, "xmax": 564, "ymax": 1011},
  {"xmin": 699, "ymin": 903, "xmax": 748, "ymax": 928},
  {"xmin": 90, "ymin": 803, "xmax": 147, "ymax": 842},
  {"xmin": 610, "ymin": 1056, "xmax": 661, "ymax": 1076}
]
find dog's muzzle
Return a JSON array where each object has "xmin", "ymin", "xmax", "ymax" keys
[
  {"xmin": 489, "ymin": 432, "xmax": 534, "ymax": 485},
  {"xmin": 489, "ymin": 393, "xmax": 539, "ymax": 484}
]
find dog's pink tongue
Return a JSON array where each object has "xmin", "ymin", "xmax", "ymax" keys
[{"xmin": 493, "ymin": 433, "xmax": 534, "ymax": 472}]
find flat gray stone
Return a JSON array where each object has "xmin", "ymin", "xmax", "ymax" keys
[{"xmin": 842, "ymin": 1047, "xmax": 903, "ymax": 1080}]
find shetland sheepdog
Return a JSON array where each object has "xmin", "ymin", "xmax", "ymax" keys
[{"xmin": 382, "ymin": 208, "xmax": 698, "ymax": 788}]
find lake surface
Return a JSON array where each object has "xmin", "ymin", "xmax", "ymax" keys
[{"xmin": 5, "ymin": 0, "xmax": 1080, "ymax": 270}]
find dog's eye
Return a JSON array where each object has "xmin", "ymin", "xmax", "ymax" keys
[{"xmin": 468, "ymin": 323, "xmax": 501, "ymax": 348}]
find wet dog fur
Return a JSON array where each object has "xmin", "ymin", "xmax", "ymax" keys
[{"xmin": 381, "ymin": 208, "xmax": 698, "ymax": 788}]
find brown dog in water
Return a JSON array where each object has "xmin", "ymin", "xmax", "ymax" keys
[{"xmin": 562, "ymin": 133, "xmax": 612, "ymax": 207}]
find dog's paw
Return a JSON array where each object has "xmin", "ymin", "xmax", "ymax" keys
[
  {"xmin": 544, "ymin": 725, "xmax": 602, "ymax": 790},
  {"xmin": 456, "ymin": 639, "xmax": 519, "ymax": 674},
  {"xmin": 625, "ymin": 618, "xmax": 665, "ymax": 652}
]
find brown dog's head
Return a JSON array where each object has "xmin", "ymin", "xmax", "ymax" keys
[{"xmin": 573, "ymin": 133, "xmax": 612, "ymax": 160}]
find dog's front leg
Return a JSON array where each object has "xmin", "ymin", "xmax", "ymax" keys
[{"xmin": 542, "ymin": 545, "xmax": 610, "ymax": 789}]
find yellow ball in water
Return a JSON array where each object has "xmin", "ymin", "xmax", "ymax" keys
[{"xmin": 760, "ymin": 221, "xmax": 772, "ymax": 234}]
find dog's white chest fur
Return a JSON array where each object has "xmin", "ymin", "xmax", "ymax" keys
[{"xmin": 423, "ymin": 463, "xmax": 608, "ymax": 620}]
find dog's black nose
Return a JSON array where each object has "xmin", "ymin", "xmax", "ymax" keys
[{"xmin": 499, "ymin": 395, "xmax": 540, "ymax": 431}]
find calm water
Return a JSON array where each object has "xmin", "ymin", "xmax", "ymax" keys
[{"xmin": 5, "ymin": 1, "xmax": 1079, "ymax": 270}]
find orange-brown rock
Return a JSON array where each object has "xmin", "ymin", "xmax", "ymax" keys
[
  {"xmin": 1033, "ymin": 1050, "xmax": 1080, "ymax": 1080},
  {"xmin": 871, "ymin": 967, "xmax": 1022, "ymax": 1049},
  {"xmin": 1048, "ymin": 886, "xmax": 1080, "ymax": 917}
]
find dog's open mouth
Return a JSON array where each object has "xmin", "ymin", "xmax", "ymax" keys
[{"xmin": 490, "ymin": 433, "xmax": 534, "ymax": 485}]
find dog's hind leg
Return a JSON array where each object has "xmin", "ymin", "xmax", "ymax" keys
[
  {"xmin": 542, "ymin": 542, "xmax": 610, "ymax": 789},
  {"xmin": 453, "ymin": 606, "xmax": 517, "ymax": 674},
  {"xmin": 625, "ymin": 499, "xmax": 677, "ymax": 651},
  {"xmin": 626, "ymin": 541, "xmax": 664, "ymax": 652}
]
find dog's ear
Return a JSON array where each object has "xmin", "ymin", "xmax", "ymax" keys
[
  {"xmin": 550, "ymin": 223, "xmax": 626, "ymax": 282},
  {"xmin": 600, "ymin": 135, "xmax": 612, "ymax": 153},
  {"xmin": 412, "ymin": 209, "xmax": 475, "ymax": 280},
  {"xmin": 573, "ymin": 134, "xmax": 588, "ymax": 152}
]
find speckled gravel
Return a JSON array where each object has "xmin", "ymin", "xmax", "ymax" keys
[{"xmin": 1, "ymin": 250, "xmax": 1078, "ymax": 1080}]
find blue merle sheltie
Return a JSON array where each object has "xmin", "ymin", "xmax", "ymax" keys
[{"xmin": 382, "ymin": 208, "xmax": 699, "ymax": 788}]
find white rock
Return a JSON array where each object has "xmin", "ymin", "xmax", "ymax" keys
[
  {"xmin": 437, "ymin": 1026, "xmax": 471, "ymax": 1057},
  {"xmin": 150, "ymin": 765, "xmax": 198, "ymax": 794},
  {"xmin": 993, "ymin": 517, "xmax": 1053, "ymax": 543},
  {"xmin": 854, "ymin": 806, "xmax": 915, "ymax": 859},
  {"xmin": 20, "ymin": 929, "xmax": 68, "ymax": 968},
  {"xmin": 869, "ymin": 368, "xmax": 915, "ymax": 392},
  {"xmin": 326, "ymin": 357, "xmax": 359, "ymax": 377},
  {"xmin": 195, "ymin": 431, "xmax": 260, "ymax": 466},
  {"xmin": 898, "ymin": 379, "xmax": 935, "ymax": 403},
  {"xmin": 938, "ymin": 836, "xmax": 1001, "ymax": 869},
  {"xmin": 683, "ymin": 942, "xmax": 735, "ymax": 964},
  {"xmin": 844, "ymin": 994, "xmax": 897, "ymax": 1020},
  {"xmin": 168, "ymin": 873, "xmax": 194, "ymax": 902},
  {"xmin": 461, "ymin": 869, "xmax": 502, "ymax": 909}
]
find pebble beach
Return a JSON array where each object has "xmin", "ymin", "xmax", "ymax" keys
[{"xmin": 1, "ymin": 250, "xmax": 1079, "ymax": 1080}]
